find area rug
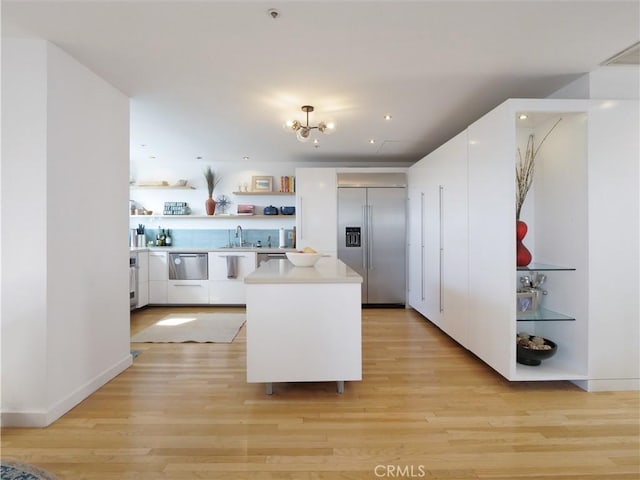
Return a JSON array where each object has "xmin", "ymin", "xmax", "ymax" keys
[
  {"xmin": 0, "ymin": 459, "xmax": 59, "ymax": 480},
  {"xmin": 130, "ymin": 313, "xmax": 245, "ymax": 343}
]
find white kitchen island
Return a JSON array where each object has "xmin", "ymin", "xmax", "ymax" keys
[{"xmin": 244, "ymin": 256, "xmax": 363, "ymax": 394}]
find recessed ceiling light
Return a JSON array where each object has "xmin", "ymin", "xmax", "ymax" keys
[
  {"xmin": 383, "ymin": 114, "xmax": 392, "ymax": 120},
  {"xmin": 242, "ymin": 156, "xmax": 250, "ymax": 160},
  {"xmin": 313, "ymin": 139, "xmax": 319, "ymax": 144},
  {"xmin": 369, "ymin": 139, "xmax": 376, "ymax": 144},
  {"xmin": 196, "ymin": 156, "xmax": 203, "ymax": 159},
  {"xmin": 519, "ymin": 114, "xmax": 528, "ymax": 120},
  {"xmin": 149, "ymin": 156, "xmax": 156, "ymax": 159}
]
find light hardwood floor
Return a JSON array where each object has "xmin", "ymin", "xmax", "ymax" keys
[{"xmin": 2, "ymin": 306, "xmax": 639, "ymax": 479}]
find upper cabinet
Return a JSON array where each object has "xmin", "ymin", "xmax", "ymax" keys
[{"xmin": 295, "ymin": 167, "xmax": 337, "ymax": 256}]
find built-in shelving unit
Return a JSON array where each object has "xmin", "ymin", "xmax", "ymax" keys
[{"xmin": 232, "ymin": 191, "xmax": 294, "ymax": 196}]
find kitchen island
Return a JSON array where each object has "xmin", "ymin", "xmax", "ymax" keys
[{"xmin": 244, "ymin": 256, "xmax": 363, "ymax": 394}]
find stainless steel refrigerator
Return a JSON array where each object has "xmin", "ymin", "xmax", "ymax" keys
[{"xmin": 337, "ymin": 173, "xmax": 406, "ymax": 305}]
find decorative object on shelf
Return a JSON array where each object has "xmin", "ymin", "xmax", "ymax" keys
[
  {"xmin": 516, "ymin": 333, "xmax": 557, "ymax": 366},
  {"xmin": 279, "ymin": 175, "xmax": 295, "ymax": 192},
  {"xmin": 516, "ymin": 290, "xmax": 538, "ymax": 313},
  {"xmin": 515, "ymin": 117, "xmax": 562, "ymax": 266},
  {"xmin": 283, "ymin": 105, "xmax": 336, "ymax": 143},
  {"xmin": 163, "ymin": 201, "xmax": 191, "ymax": 215},
  {"xmin": 237, "ymin": 204, "xmax": 254, "ymax": 215},
  {"xmin": 279, "ymin": 206, "xmax": 295, "ymax": 215},
  {"xmin": 516, "ymin": 220, "xmax": 532, "ymax": 267},
  {"xmin": 204, "ymin": 167, "xmax": 221, "ymax": 215},
  {"xmin": 251, "ymin": 175, "xmax": 273, "ymax": 192},
  {"xmin": 263, "ymin": 205, "xmax": 278, "ymax": 215},
  {"xmin": 215, "ymin": 194, "xmax": 231, "ymax": 214}
]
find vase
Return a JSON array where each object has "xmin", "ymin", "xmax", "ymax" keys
[
  {"xmin": 205, "ymin": 196, "xmax": 216, "ymax": 216},
  {"xmin": 516, "ymin": 220, "xmax": 532, "ymax": 267}
]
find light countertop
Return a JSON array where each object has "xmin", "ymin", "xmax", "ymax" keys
[
  {"xmin": 130, "ymin": 246, "xmax": 295, "ymax": 254},
  {"xmin": 244, "ymin": 257, "xmax": 363, "ymax": 285}
]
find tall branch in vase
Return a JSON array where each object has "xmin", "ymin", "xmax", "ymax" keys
[
  {"xmin": 515, "ymin": 117, "xmax": 561, "ymax": 267},
  {"xmin": 204, "ymin": 167, "xmax": 221, "ymax": 216},
  {"xmin": 516, "ymin": 118, "xmax": 562, "ymax": 220}
]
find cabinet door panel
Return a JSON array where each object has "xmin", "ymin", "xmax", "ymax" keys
[{"xmin": 295, "ymin": 168, "xmax": 337, "ymax": 255}]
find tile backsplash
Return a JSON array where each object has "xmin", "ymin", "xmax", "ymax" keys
[{"xmin": 141, "ymin": 229, "xmax": 293, "ymax": 248}]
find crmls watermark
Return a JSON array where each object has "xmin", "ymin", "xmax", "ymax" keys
[{"xmin": 374, "ymin": 464, "xmax": 426, "ymax": 478}]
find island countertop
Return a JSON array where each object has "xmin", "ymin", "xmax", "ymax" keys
[{"xmin": 244, "ymin": 257, "xmax": 363, "ymax": 285}]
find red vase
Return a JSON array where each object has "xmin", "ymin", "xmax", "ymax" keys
[
  {"xmin": 205, "ymin": 196, "xmax": 216, "ymax": 216},
  {"xmin": 516, "ymin": 220, "xmax": 532, "ymax": 267}
]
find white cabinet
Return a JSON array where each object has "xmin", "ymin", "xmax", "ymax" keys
[
  {"xmin": 148, "ymin": 251, "xmax": 168, "ymax": 304},
  {"xmin": 208, "ymin": 252, "xmax": 257, "ymax": 305},
  {"xmin": 167, "ymin": 280, "xmax": 209, "ymax": 304},
  {"xmin": 295, "ymin": 168, "xmax": 337, "ymax": 256},
  {"xmin": 407, "ymin": 130, "xmax": 469, "ymax": 348},
  {"xmin": 408, "ymin": 97, "xmax": 640, "ymax": 391},
  {"xmin": 136, "ymin": 251, "xmax": 149, "ymax": 308}
]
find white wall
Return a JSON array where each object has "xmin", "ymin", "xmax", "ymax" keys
[
  {"xmin": 1, "ymin": 39, "xmax": 49, "ymax": 419},
  {"xmin": 1, "ymin": 39, "xmax": 131, "ymax": 426},
  {"xmin": 548, "ymin": 65, "xmax": 640, "ymax": 100}
]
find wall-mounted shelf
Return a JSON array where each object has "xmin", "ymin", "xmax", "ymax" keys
[
  {"xmin": 232, "ymin": 191, "xmax": 294, "ymax": 196},
  {"xmin": 517, "ymin": 307, "xmax": 575, "ymax": 322},
  {"xmin": 130, "ymin": 185, "xmax": 195, "ymax": 190},
  {"xmin": 517, "ymin": 263, "xmax": 575, "ymax": 272},
  {"xmin": 131, "ymin": 214, "xmax": 295, "ymax": 219}
]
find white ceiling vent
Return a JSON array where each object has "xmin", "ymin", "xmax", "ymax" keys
[{"xmin": 602, "ymin": 42, "xmax": 640, "ymax": 66}]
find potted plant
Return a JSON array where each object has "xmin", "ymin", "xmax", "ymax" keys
[{"xmin": 204, "ymin": 167, "xmax": 221, "ymax": 215}]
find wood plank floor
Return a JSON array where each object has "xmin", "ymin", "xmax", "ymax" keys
[{"xmin": 2, "ymin": 306, "xmax": 639, "ymax": 479}]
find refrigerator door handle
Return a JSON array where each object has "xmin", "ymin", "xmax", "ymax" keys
[
  {"xmin": 439, "ymin": 185, "xmax": 444, "ymax": 313},
  {"xmin": 367, "ymin": 204, "xmax": 374, "ymax": 270},
  {"xmin": 361, "ymin": 205, "xmax": 367, "ymax": 271},
  {"xmin": 420, "ymin": 192, "xmax": 425, "ymax": 301}
]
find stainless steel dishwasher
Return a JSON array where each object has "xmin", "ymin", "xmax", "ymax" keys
[
  {"xmin": 168, "ymin": 253, "xmax": 208, "ymax": 280},
  {"xmin": 257, "ymin": 252, "xmax": 287, "ymax": 267}
]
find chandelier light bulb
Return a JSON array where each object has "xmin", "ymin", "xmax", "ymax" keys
[{"xmin": 296, "ymin": 127, "xmax": 311, "ymax": 142}]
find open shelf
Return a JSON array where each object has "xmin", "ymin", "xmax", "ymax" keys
[
  {"xmin": 517, "ymin": 307, "xmax": 575, "ymax": 322},
  {"xmin": 131, "ymin": 214, "xmax": 295, "ymax": 219},
  {"xmin": 513, "ymin": 361, "xmax": 588, "ymax": 381},
  {"xmin": 130, "ymin": 185, "xmax": 195, "ymax": 190},
  {"xmin": 232, "ymin": 191, "xmax": 294, "ymax": 196}
]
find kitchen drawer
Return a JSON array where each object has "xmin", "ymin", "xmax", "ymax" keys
[
  {"xmin": 148, "ymin": 252, "xmax": 168, "ymax": 280},
  {"xmin": 149, "ymin": 280, "xmax": 167, "ymax": 304},
  {"xmin": 167, "ymin": 280, "xmax": 209, "ymax": 304}
]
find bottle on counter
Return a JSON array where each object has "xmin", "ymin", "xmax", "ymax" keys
[
  {"xmin": 156, "ymin": 227, "xmax": 163, "ymax": 246},
  {"xmin": 165, "ymin": 229, "xmax": 172, "ymax": 246}
]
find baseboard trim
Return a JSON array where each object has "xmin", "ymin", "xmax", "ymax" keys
[
  {"xmin": 1, "ymin": 354, "xmax": 133, "ymax": 428},
  {"xmin": 571, "ymin": 378, "xmax": 640, "ymax": 392}
]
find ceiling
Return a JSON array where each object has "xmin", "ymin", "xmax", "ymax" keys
[{"xmin": 3, "ymin": 1, "xmax": 639, "ymax": 166}]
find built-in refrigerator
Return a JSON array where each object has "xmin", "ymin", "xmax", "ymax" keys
[{"xmin": 337, "ymin": 173, "xmax": 406, "ymax": 305}]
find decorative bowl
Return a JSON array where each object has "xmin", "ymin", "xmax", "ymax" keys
[
  {"xmin": 280, "ymin": 206, "xmax": 295, "ymax": 215},
  {"xmin": 286, "ymin": 252, "xmax": 321, "ymax": 267},
  {"xmin": 516, "ymin": 335, "xmax": 557, "ymax": 366}
]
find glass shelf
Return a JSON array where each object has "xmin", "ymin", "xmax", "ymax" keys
[
  {"xmin": 517, "ymin": 262, "xmax": 575, "ymax": 271},
  {"xmin": 517, "ymin": 307, "xmax": 575, "ymax": 322}
]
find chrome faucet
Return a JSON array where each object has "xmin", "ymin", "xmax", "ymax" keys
[{"xmin": 235, "ymin": 225, "xmax": 243, "ymax": 247}]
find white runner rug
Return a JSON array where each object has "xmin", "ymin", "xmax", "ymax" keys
[{"xmin": 131, "ymin": 313, "xmax": 245, "ymax": 343}]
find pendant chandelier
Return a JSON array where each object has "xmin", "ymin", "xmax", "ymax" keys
[{"xmin": 283, "ymin": 105, "xmax": 336, "ymax": 143}]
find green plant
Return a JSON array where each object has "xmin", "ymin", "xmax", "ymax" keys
[
  {"xmin": 203, "ymin": 167, "xmax": 220, "ymax": 197},
  {"xmin": 516, "ymin": 118, "xmax": 562, "ymax": 220}
]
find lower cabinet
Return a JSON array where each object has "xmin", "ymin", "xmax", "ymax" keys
[
  {"xmin": 148, "ymin": 251, "xmax": 168, "ymax": 304},
  {"xmin": 167, "ymin": 280, "xmax": 209, "ymax": 304},
  {"xmin": 208, "ymin": 252, "xmax": 257, "ymax": 305},
  {"xmin": 136, "ymin": 251, "xmax": 149, "ymax": 308}
]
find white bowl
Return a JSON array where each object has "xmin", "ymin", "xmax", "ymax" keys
[{"xmin": 286, "ymin": 252, "xmax": 321, "ymax": 267}]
